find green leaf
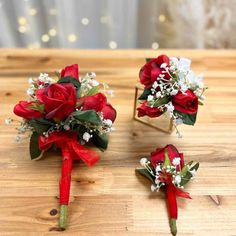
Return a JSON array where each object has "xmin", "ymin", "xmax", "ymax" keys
[
  {"xmin": 76, "ymin": 100, "xmax": 84, "ymax": 108},
  {"xmin": 72, "ymin": 110, "xmax": 102, "ymax": 126},
  {"xmin": 198, "ymin": 100, "xmax": 204, "ymax": 105},
  {"xmin": 174, "ymin": 111, "xmax": 197, "ymax": 126},
  {"xmin": 135, "ymin": 168, "xmax": 155, "ymax": 184},
  {"xmin": 163, "ymin": 148, "xmax": 171, "ymax": 168},
  {"xmin": 180, "ymin": 171, "xmax": 192, "ymax": 186},
  {"xmin": 180, "ymin": 162, "xmax": 199, "ymax": 186},
  {"xmin": 86, "ymin": 86, "xmax": 99, "ymax": 96},
  {"xmin": 148, "ymin": 96, "xmax": 170, "ymax": 107},
  {"xmin": 29, "ymin": 118, "xmax": 54, "ymax": 134},
  {"xmin": 146, "ymin": 58, "xmax": 152, "ymax": 63},
  {"xmin": 76, "ymin": 87, "xmax": 82, "ymax": 98},
  {"xmin": 138, "ymin": 89, "xmax": 152, "ymax": 100},
  {"xmin": 92, "ymin": 133, "xmax": 108, "ymax": 150},
  {"xmin": 190, "ymin": 162, "xmax": 200, "ymax": 172},
  {"xmin": 180, "ymin": 161, "xmax": 192, "ymax": 176},
  {"xmin": 29, "ymin": 132, "xmax": 44, "ymax": 160},
  {"xmin": 57, "ymin": 76, "xmax": 81, "ymax": 89},
  {"xmin": 180, "ymin": 165, "xmax": 189, "ymax": 177}
]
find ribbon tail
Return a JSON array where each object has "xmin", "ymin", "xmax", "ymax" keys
[
  {"xmin": 174, "ymin": 187, "xmax": 192, "ymax": 199},
  {"xmin": 166, "ymin": 183, "xmax": 178, "ymax": 236},
  {"xmin": 166, "ymin": 183, "xmax": 178, "ymax": 219},
  {"xmin": 59, "ymin": 145, "xmax": 72, "ymax": 230},
  {"xmin": 71, "ymin": 141, "xmax": 100, "ymax": 166}
]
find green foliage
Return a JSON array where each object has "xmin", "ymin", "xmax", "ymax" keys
[
  {"xmin": 148, "ymin": 96, "xmax": 170, "ymax": 107},
  {"xmin": 29, "ymin": 132, "xmax": 44, "ymax": 160},
  {"xmin": 86, "ymin": 85, "xmax": 99, "ymax": 96},
  {"xmin": 57, "ymin": 76, "xmax": 81, "ymax": 89},
  {"xmin": 180, "ymin": 162, "xmax": 199, "ymax": 186},
  {"xmin": 163, "ymin": 148, "xmax": 171, "ymax": 168},
  {"xmin": 29, "ymin": 118, "xmax": 54, "ymax": 134},
  {"xmin": 27, "ymin": 103, "xmax": 45, "ymax": 112},
  {"xmin": 136, "ymin": 168, "xmax": 155, "ymax": 184},
  {"xmin": 174, "ymin": 111, "xmax": 197, "ymax": 126},
  {"xmin": 138, "ymin": 89, "xmax": 152, "ymax": 100},
  {"xmin": 198, "ymin": 100, "xmax": 204, "ymax": 105},
  {"xmin": 92, "ymin": 133, "xmax": 108, "ymax": 151},
  {"xmin": 71, "ymin": 110, "xmax": 103, "ymax": 126}
]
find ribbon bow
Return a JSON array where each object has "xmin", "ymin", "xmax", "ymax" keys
[{"xmin": 39, "ymin": 131, "xmax": 100, "ymax": 229}]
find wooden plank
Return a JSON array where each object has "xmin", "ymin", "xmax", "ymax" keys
[
  {"xmin": 0, "ymin": 49, "xmax": 235, "ymax": 74},
  {"xmin": 0, "ymin": 49, "xmax": 236, "ymax": 235},
  {"xmin": 0, "ymin": 196, "xmax": 235, "ymax": 235}
]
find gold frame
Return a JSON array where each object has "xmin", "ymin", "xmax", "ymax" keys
[{"xmin": 133, "ymin": 85, "xmax": 173, "ymax": 134}]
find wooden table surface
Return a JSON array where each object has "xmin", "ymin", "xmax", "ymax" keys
[{"xmin": 0, "ymin": 49, "xmax": 236, "ymax": 236}]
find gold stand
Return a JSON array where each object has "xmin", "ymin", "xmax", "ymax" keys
[{"xmin": 133, "ymin": 85, "xmax": 173, "ymax": 134}]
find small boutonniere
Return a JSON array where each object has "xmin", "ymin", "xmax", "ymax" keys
[
  {"xmin": 136, "ymin": 144, "xmax": 199, "ymax": 235},
  {"xmin": 9, "ymin": 64, "xmax": 116, "ymax": 230}
]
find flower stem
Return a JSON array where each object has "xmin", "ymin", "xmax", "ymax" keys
[
  {"xmin": 170, "ymin": 218, "xmax": 177, "ymax": 236},
  {"xmin": 59, "ymin": 204, "xmax": 68, "ymax": 230}
]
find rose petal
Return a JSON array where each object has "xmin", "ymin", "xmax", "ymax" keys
[{"xmin": 101, "ymin": 103, "xmax": 117, "ymax": 122}]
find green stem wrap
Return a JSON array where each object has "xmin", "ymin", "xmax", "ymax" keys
[{"xmin": 59, "ymin": 204, "xmax": 68, "ymax": 230}]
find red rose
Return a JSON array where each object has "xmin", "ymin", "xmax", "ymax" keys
[
  {"xmin": 36, "ymin": 83, "xmax": 76, "ymax": 120},
  {"xmin": 77, "ymin": 93, "xmax": 117, "ymax": 122},
  {"xmin": 14, "ymin": 101, "xmax": 44, "ymax": 120},
  {"xmin": 137, "ymin": 101, "xmax": 163, "ymax": 118},
  {"xmin": 101, "ymin": 103, "xmax": 117, "ymax": 122},
  {"xmin": 78, "ymin": 93, "xmax": 107, "ymax": 112},
  {"xmin": 60, "ymin": 64, "xmax": 79, "ymax": 79},
  {"xmin": 139, "ymin": 55, "xmax": 170, "ymax": 88},
  {"xmin": 172, "ymin": 90, "xmax": 198, "ymax": 114},
  {"xmin": 151, "ymin": 144, "xmax": 184, "ymax": 171}
]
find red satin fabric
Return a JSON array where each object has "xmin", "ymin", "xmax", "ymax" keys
[
  {"xmin": 60, "ymin": 146, "xmax": 72, "ymax": 205},
  {"xmin": 39, "ymin": 131, "xmax": 100, "ymax": 205},
  {"xmin": 166, "ymin": 183, "xmax": 191, "ymax": 219}
]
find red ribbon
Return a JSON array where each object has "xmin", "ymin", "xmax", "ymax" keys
[
  {"xmin": 38, "ymin": 131, "xmax": 100, "ymax": 205},
  {"xmin": 166, "ymin": 183, "xmax": 191, "ymax": 219}
]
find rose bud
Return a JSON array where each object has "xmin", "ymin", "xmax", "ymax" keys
[
  {"xmin": 77, "ymin": 93, "xmax": 117, "ymax": 122},
  {"xmin": 137, "ymin": 101, "xmax": 163, "ymax": 118},
  {"xmin": 13, "ymin": 101, "xmax": 44, "ymax": 120},
  {"xmin": 60, "ymin": 64, "xmax": 79, "ymax": 79},
  {"xmin": 151, "ymin": 144, "xmax": 184, "ymax": 171}
]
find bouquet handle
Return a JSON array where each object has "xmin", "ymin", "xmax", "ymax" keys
[{"xmin": 59, "ymin": 147, "xmax": 72, "ymax": 230}]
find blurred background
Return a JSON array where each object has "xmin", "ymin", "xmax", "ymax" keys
[{"xmin": 0, "ymin": 0, "xmax": 235, "ymax": 49}]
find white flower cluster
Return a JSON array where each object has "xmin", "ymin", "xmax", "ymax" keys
[
  {"xmin": 147, "ymin": 57, "xmax": 206, "ymax": 119},
  {"xmin": 80, "ymin": 72, "xmax": 100, "ymax": 95},
  {"xmin": 139, "ymin": 156, "xmax": 194, "ymax": 192},
  {"xmin": 27, "ymin": 73, "xmax": 55, "ymax": 98},
  {"xmin": 5, "ymin": 118, "xmax": 33, "ymax": 143}
]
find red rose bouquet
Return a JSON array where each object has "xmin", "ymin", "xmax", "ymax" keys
[
  {"xmin": 11, "ymin": 64, "xmax": 116, "ymax": 230},
  {"xmin": 137, "ymin": 55, "xmax": 207, "ymax": 136},
  {"xmin": 136, "ymin": 145, "xmax": 199, "ymax": 236}
]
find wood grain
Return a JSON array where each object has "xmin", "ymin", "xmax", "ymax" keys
[{"xmin": 0, "ymin": 49, "xmax": 236, "ymax": 235}]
